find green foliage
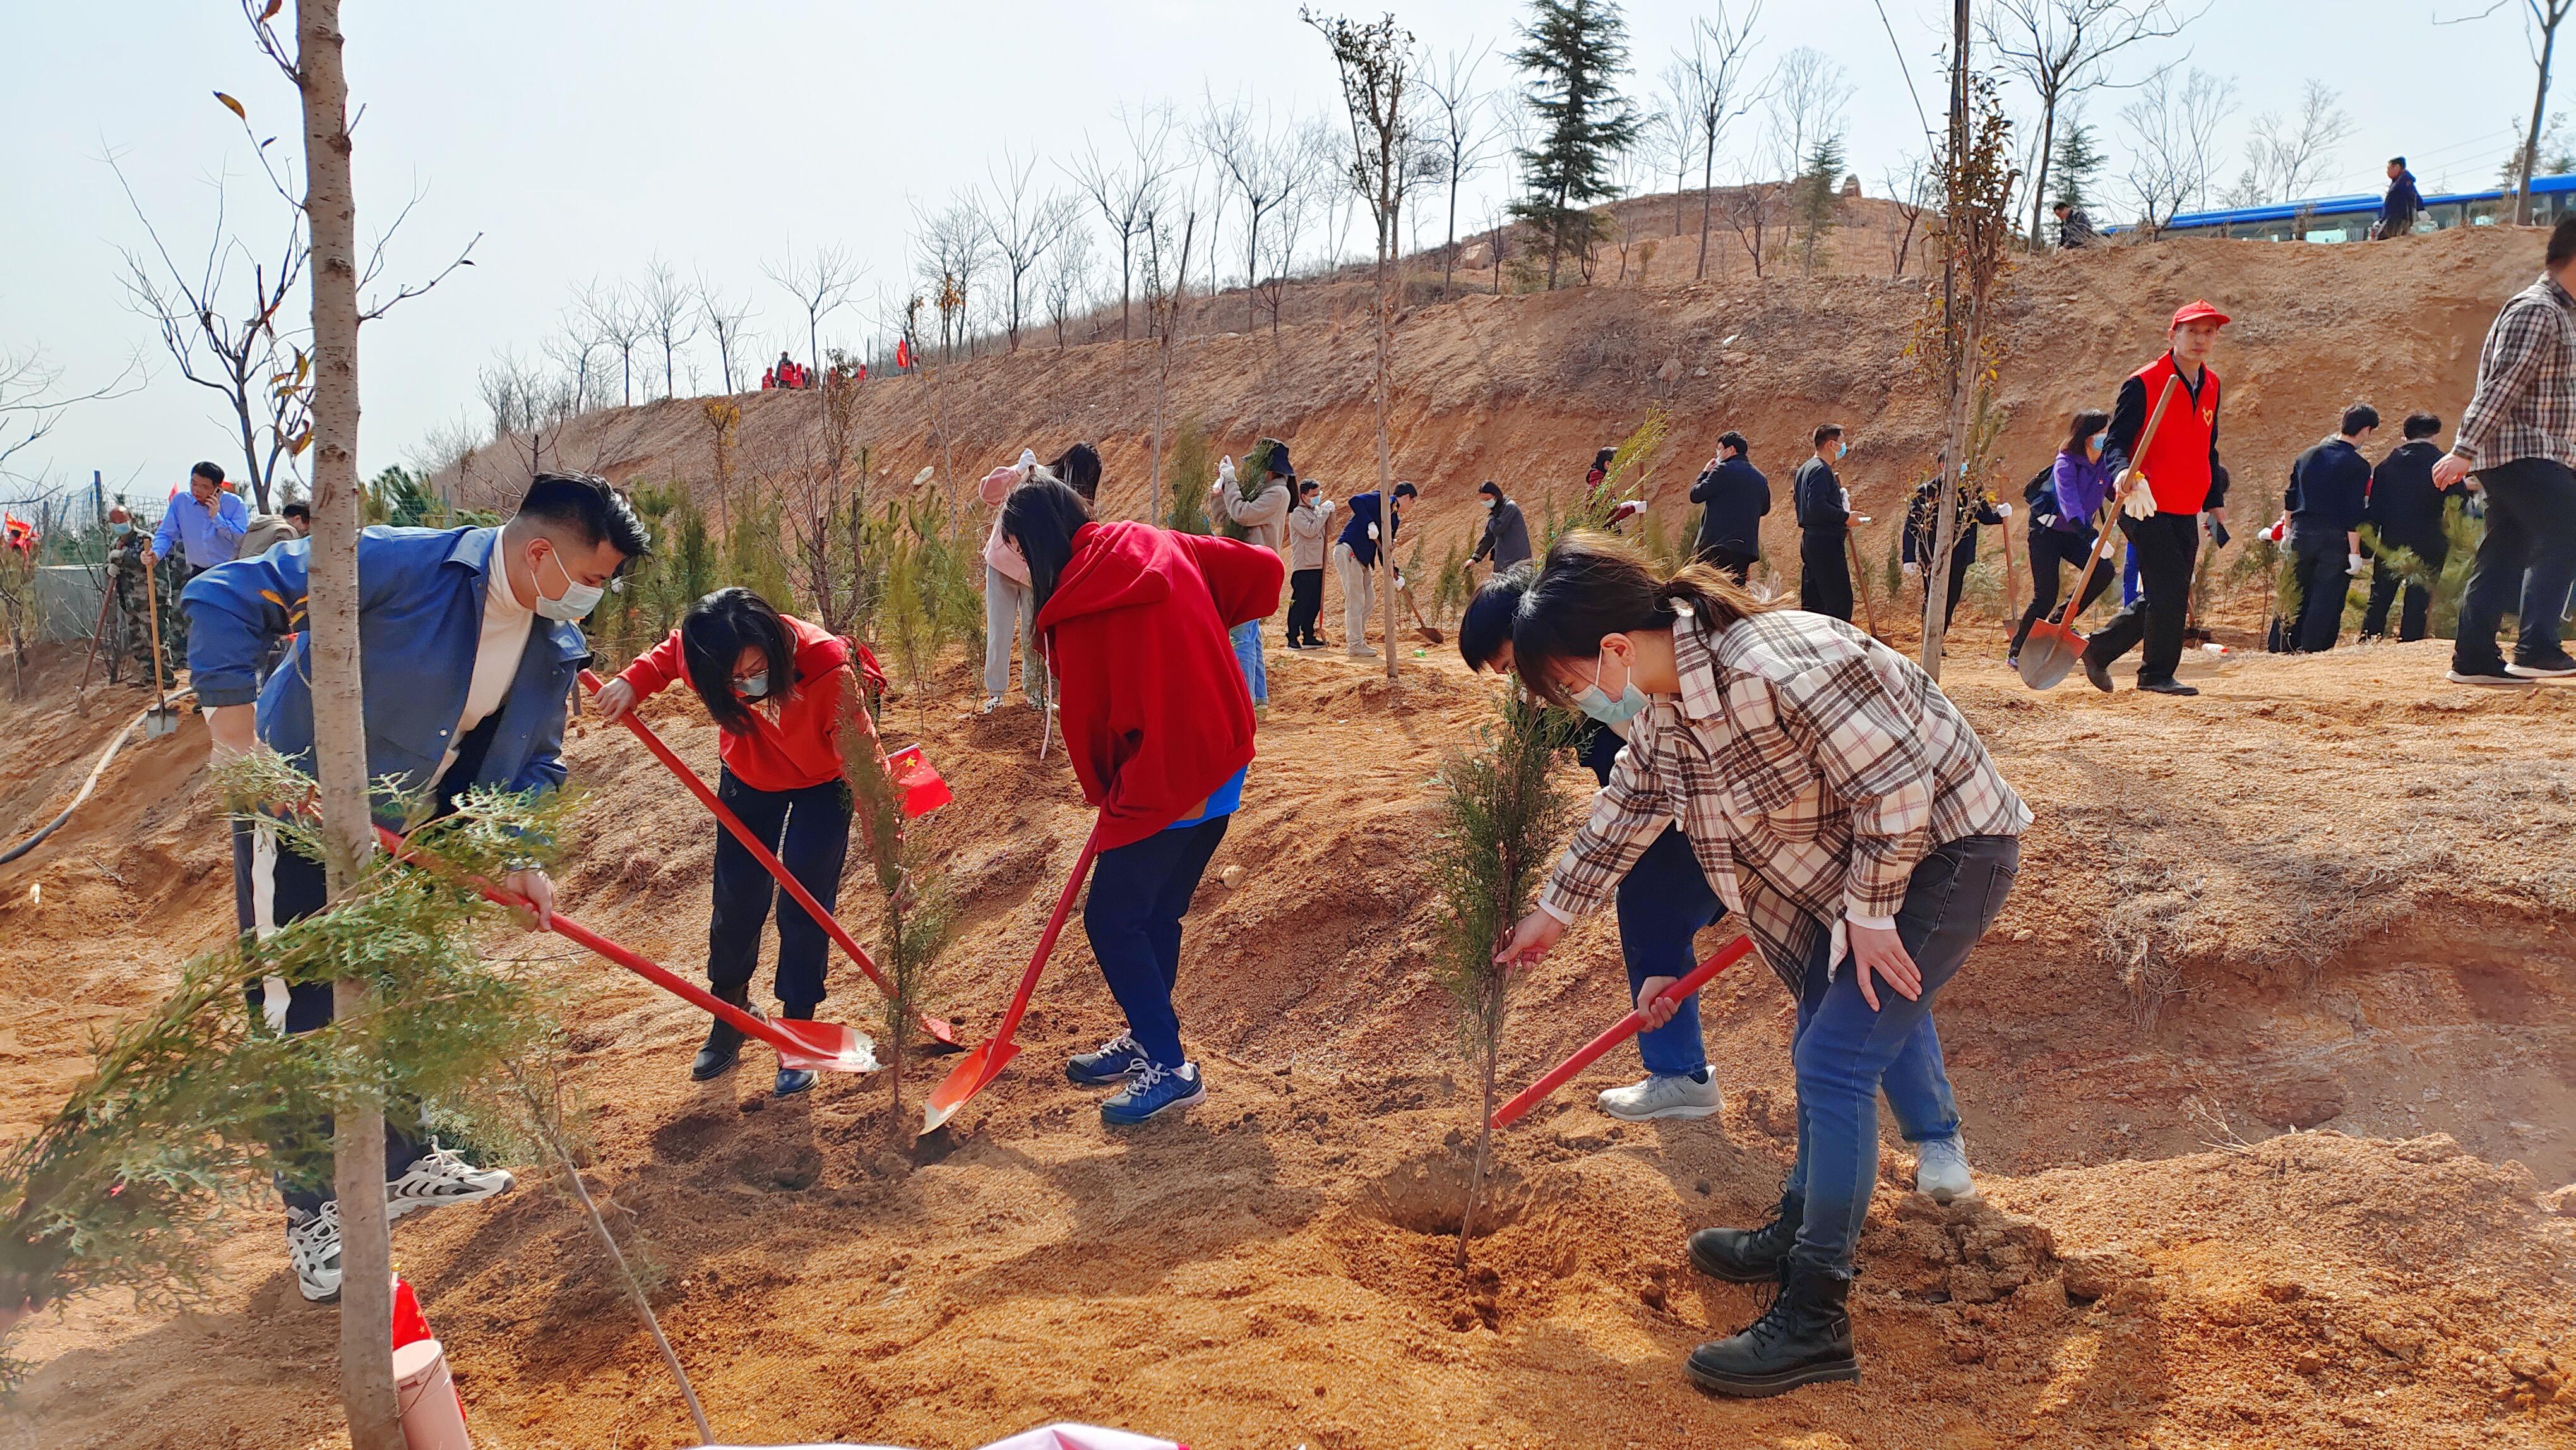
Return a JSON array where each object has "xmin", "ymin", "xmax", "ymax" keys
[
  {"xmin": 2053, "ymin": 120, "xmax": 2103, "ymax": 208},
  {"xmin": 1796, "ymin": 134, "xmax": 1847, "ymax": 273},
  {"xmin": 1166, "ymin": 419, "xmax": 1215, "ymax": 535},
  {"xmin": 365, "ymin": 466, "xmax": 436, "ymax": 527},
  {"xmin": 1432, "ymin": 539, "xmax": 1473, "ymax": 624},
  {"xmin": 1508, "ymin": 0, "xmax": 1644, "ymax": 288},
  {"xmin": 2358, "ymin": 500, "xmax": 2483, "ymax": 639},
  {"xmin": 842, "ymin": 730, "xmax": 955, "ymax": 1127},
  {"xmin": 1635, "ymin": 504, "xmax": 1687, "ymax": 577},
  {"xmin": 724, "ymin": 494, "xmax": 796, "ymax": 618},
  {"xmin": 593, "ymin": 483, "xmax": 716, "ymax": 669},
  {"xmin": 1550, "ymin": 409, "xmax": 1671, "ymax": 548},
  {"xmin": 0, "ymin": 760, "xmax": 569, "ymax": 1334},
  {"xmin": 874, "ymin": 496, "xmax": 984, "ymax": 715},
  {"xmin": 1881, "ymin": 530, "xmax": 1903, "ymax": 606}
]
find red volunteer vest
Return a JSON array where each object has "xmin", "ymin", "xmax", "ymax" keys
[{"xmin": 2131, "ymin": 352, "xmax": 2221, "ymax": 515}]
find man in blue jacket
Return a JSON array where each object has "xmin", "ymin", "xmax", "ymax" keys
[
  {"xmin": 1332, "ymin": 481, "xmax": 1413, "ymax": 659},
  {"xmin": 1690, "ymin": 431, "xmax": 1770, "ymax": 584},
  {"xmin": 184, "ymin": 471, "xmax": 650, "ymax": 1304},
  {"xmin": 2284, "ymin": 405, "xmax": 2379, "ymax": 652},
  {"xmin": 2375, "ymin": 159, "xmax": 2421, "ymax": 241}
]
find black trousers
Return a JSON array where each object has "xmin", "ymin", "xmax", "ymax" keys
[
  {"xmin": 1918, "ymin": 544, "xmax": 1974, "ymax": 632},
  {"xmin": 1285, "ymin": 567, "xmax": 1325, "ymax": 645},
  {"xmin": 2082, "ymin": 512, "xmax": 2198, "ymax": 684},
  {"xmin": 708, "ymin": 769, "xmax": 851, "ymax": 1009},
  {"xmin": 2011, "ymin": 525, "xmax": 2114, "ymax": 657},
  {"xmin": 1699, "ymin": 544, "xmax": 1757, "ymax": 586},
  {"xmin": 2456, "ymin": 457, "xmax": 2576, "ymax": 672},
  {"xmin": 2287, "ymin": 525, "xmax": 2353, "ymax": 653},
  {"xmin": 1800, "ymin": 530, "xmax": 1853, "ymax": 621},
  {"xmin": 2361, "ymin": 537, "xmax": 2446, "ymax": 641}
]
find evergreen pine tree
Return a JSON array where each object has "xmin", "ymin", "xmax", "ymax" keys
[
  {"xmin": 1508, "ymin": 0, "xmax": 1643, "ymax": 290},
  {"xmin": 2053, "ymin": 121, "xmax": 2102, "ymax": 208},
  {"xmin": 1796, "ymin": 135, "xmax": 1847, "ymax": 273}
]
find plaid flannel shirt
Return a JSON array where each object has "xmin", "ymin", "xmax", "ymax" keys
[
  {"xmin": 2455, "ymin": 273, "xmax": 2576, "ymax": 473},
  {"xmin": 1536, "ymin": 608, "xmax": 2030, "ymax": 990}
]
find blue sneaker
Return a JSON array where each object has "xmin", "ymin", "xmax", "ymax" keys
[
  {"xmin": 1066, "ymin": 1032, "xmax": 1149, "ymax": 1086},
  {"xmin": 1100, "ymin": 1061, "xmax": 1206, "ymax": 1125}
]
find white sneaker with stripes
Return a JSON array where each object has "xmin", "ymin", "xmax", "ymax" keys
[{"xmin": 385, "ymin": 1144, "xmax": 516, "ymax": 1223}]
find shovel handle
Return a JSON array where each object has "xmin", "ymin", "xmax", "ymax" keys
[
  {"xmin": 988, "ymin": 817, "xmax": 1106, "ymax": 1053},
  {"xmin": 2062, "ymin": 376, "xmax": 2181, "ymax": 628},
  {"xmin": 1491, "ymin": 935, "xmax": 1756, "ymax": 1129}
]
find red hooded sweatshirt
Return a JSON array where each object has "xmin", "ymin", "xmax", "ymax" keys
[
  {"xmin": 1037, "ymin": 520, "xmax": 1284, "ymax": 851},
  {"xmin": 614, "ymin": 613, "xmax": 873, "ymax": 793}
]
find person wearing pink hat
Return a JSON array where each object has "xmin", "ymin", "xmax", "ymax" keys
[{"xmin": 2080, "ymin": 299, "xmax": 2232, "ymax": 696}]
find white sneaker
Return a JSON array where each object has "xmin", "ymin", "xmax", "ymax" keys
[
  {"xmin": 979, "ymin": 694, "xmax": 1003, "ymax": 715},
  {"xmin": 288, "ymin": 1201, "xmax": 343, "ymax": 1303},
  {"xmin": 1914, "ymin": 1135, "xmax": 1975, "ymax": 1203},
  {"xmin": 1596, "ymin": 1071, "xmax": 1724, "ymax": 1122},
  {"xmin": 1345, "ymin": 645, "xmax": 1379, "ymax": 659},
  {"xmin": 385, "ymin": 1144, "xmax": 516, "ymax": 1223}
]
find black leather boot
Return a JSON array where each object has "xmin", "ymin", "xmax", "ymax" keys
[
  {"xmin": 773, "ymin": 1002, "xmax": 818, "ymax": 1098},
  {"xmin": 1685, "ymin": 1260, "xmax": 1859, "ymax": 1398},
  {"xmin": 691, "ymin": 985, "xmax": 751, "ymax": 1081},
  {"xmin": 1686, "ymin": 1191, "xmax": 1803, "ymax": 1284}
]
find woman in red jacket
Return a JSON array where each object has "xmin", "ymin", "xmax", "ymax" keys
[
  {"xmin": 595, "ymin": 587, "xmax": 880, "ymax": 1096},
  {"xmin": 1001, "ymin": 476, "xmax": 1283, "ymax": 1125}
]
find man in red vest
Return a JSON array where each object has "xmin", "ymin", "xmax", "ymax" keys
[{"xmin": 2082, "ymin": 299, "xmax": 2231, "ymax": 696}]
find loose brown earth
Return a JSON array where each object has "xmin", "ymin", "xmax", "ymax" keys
[{"xmin": 5, "ymin": 227, "xmax": 2575, "ymax": 1447}]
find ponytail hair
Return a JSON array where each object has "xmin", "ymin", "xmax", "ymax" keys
[{"xmin": 1508, "ymin": 530, "xmax": 1766, "ymax": 707}]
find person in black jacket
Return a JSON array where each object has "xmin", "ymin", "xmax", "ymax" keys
[
  {"xmin": 2375, "ymin": 159, "xmax": 2422, "ymax": 241},
  {"xmin": 1902, "ymin": 469, "xmax": 2007, "ymax": 632},
  {"xmin": 1469, "ymin": 481, "xmax": 1532, "ymax": 571},
  {"xmin": 2286, "ymin": 405, "xmax": 2381, "ymax": 652},
  {"xmin": 2360, "ymin": 412, "xmax": 2469, "ymax": 641},
  {"xmin": 1794, "ymin": 424, "xmax": 1855, "ymax": 620},
  {"xmin": 1690, "ymin": 431, "xmax": 1770, "ymax": 584}
]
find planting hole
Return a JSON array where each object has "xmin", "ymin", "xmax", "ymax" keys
[{"xmin": 1363, "ymin": 1151, "xmax": 1528, "ymax": 1238}]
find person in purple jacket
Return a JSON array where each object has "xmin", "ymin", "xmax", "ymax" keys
[{"xmin": 2007, "ymin": 409, "xmax": 2121, "ymax": 666}]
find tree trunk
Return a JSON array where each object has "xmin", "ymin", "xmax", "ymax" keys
[
  {"xmin": 293, "ymin": 4, "xmax": 398, "ymax": 1447},
  {"xmin": 2026, "ymin": 87, "xmax": 2060, "ymax": 250},
  {"xmin": 1442, "ymin": 172, "xmax": 1460, "ymax": 299},
  {"xmin": 1457, "ymin": 978, "xmax": 1502, "ymax": 1273},
  {"xmin": 1697, "ymin": 131, "xmax": 1717, "ymax": 280},
  {"xmin": 1923, "ymin": 0, "xmax": 1972, "ymax": 683},
  {"xmin": 1375, "ymin": 205, "xmax": 1398, "ymax": 683},
  {"xmin": 2520, "ymin": 16, "xmax": 2561, "ymax": 226}
]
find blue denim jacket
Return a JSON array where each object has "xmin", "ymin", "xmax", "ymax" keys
[{"xmin": 182, "ymin": 525, "xmax": 586, "ymax": 817}]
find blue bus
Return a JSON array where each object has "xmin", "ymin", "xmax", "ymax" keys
[{"xmin": 2106, "ymin": 172, "xmax": 2576, "ymax": 242}]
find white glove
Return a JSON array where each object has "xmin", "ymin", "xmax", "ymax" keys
[
  {"xmin": 1902, "ymin": 561, "xmax": 1922, "ymax": 580},
  {"xmin": 2121, "ymin": 481, "xmax": 2157, "ymax": 520},
  {"xmin": 1367, "ymin": 522, "xmax": 1379, "ymax": 541},
  {"xmin": 1218, "ymin": 455, "xmax": 1237, "ymax": 488},
  {"xmin": 2349, "ymin": 552, "xmax": 2366, "ymax": 575},
  {"xmin": 1997, "ymin": 502, "xmax": 2013, "ymax": 519},
  {"xmin": 1319, "ymin": 498, "xmax": 1335, "ymax": 514}
]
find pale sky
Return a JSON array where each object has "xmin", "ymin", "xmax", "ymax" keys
[{"xmin": 2, "ymin": 1, "xmax": 2545, "ymax": 506}]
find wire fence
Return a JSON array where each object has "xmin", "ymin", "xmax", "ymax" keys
[{"xmin": 0, "ymin": 485, "xmax": 174, "ymax": 568}]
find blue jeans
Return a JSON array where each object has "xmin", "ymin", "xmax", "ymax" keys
[
  {"xmin": 1616, "ymin": 824, "xmax": 1722, "ymax": 1076},
  {"xmin": 1083, "ymin": 815, "xmax": 1231, "ymax": 1067},
  {"xmin": 1786, "ymin": 835, "xmax": 2019, "ymax": 1274},
  {"xmin": 1230, "ymin": 620, "xmax": 1268, "ymax": 703}
]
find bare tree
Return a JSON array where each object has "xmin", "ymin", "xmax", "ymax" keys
[
  {"xmin": 1256, "ymin": 151, "xmax": 1319, "ymax": 334},
  {"xmin": 0, "ymin": 347, "xmax": 141, "ymax": 479},
  {"xmin": 542, "ymin": 302, "xmax": 612, "ymax": 416},
  {"xmin": 1767, "ymin": 47, "xmax": 1856, "ymax": 183},
  {"xmin": 1065, "ymin": 104, "xmax": 1181, "ymax": 341},
  {"xmin": 1044, "ymin": 223, "xmax": 1097, "ymax": 347},
  {"xmin": 695, "ymin": 273, "xmax": 757, "ymax": 393},
  {"xmin": 914, "ymin": 199, "xmax": 991, "ymax": 361},
  {"xmin": 1422, "ymin": 43, "xmax": 1509, "ymax": 298},
  {"xmin": 1882, "ymin": 154, "xmax": 1932, "ymax": 275},
  {"xmin": 580, "ymin": 281, "xmax": 645, "ymax": 407},
  {"xmin": 763, "ymin": 242, "xmax": 866, "ymax": 377},
  {"xmin": 2442, "ymin": 0, "xmax": 2573, "ymax": 224},
  {"xmin": 633, "ymin": 258, "xmax": 696, "ymax": 400},
  {"xmin": 1675, "ymin": 5, "xmax": 1763, "ymax": 280},
  {"xmin": 1982, "ymin": 0, "xmax": 2201, "ymax": 246},
  {"xmin": 979, "ymin": 148, "xmax": 1068, "ymax": 350},
  {"xmin": 2222, "ymin": 80, "xmax": 2356, "ymax": 207},
  {"xmin": 1198, "ymin": 93, "xmax": 1304, "ymax": 330},
  {"xmin": 2120, "ymin": 65, "xmax": 2237, "ymax": 230},
  {"xmin": 1651, "ymin": 72, "xmax": 1695, "ymax": 241}
]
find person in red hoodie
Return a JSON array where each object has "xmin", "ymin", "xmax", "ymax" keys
[
  {"xmin": 594, "ymin": 587, "xmax": 885, "ymax": 1096},
  {"xmin": 1001, "ymin": 475, "xmax": 1284, "ymax": 1125}
]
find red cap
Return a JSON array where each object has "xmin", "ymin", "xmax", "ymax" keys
[{"xmin": 2170, "ymin": 299, "xmax": 2231, "ymax": 329}]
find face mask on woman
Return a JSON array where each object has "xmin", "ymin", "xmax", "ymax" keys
[
  {"xmin": 1573, "ymin": 650, "xmax": 1649, "ymax": 726},
  {"xmin": 2089, "ymin": 431, "xmax": 2108, "ymax": 455},
  {"xmin": 736, "ymin": 673, "xmax": 770, "ymax": 700}
]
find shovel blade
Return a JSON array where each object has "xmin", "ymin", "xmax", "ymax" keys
[
  {"xmin": 771, "ymin": 1018, "xmax": 880, "ymax": 1074},
  {"xmin": 1415, "ymin": 626, "xmax": 1445, "ymax": 645},
  {"xmin": 921, "ymin": 1038, "xmax": 1020, "ymax": 1134},
  {"xmin": 2016, "ymin": 624, "xmax": 2084, "ymax": 691},
  {"xmin": 144, "ymin": 709, "xmax": 180, "ymax": 739}
]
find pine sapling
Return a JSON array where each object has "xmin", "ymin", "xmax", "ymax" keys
[
  {"xmin": 838, "ymin": 690, "xmax": 954, "ymax": 1136},
  {"xmin": 1427, "ymin": 687, "xmax": 1576, "ymax": 1271}
]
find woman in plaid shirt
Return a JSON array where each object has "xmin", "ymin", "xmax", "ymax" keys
[{"xmin": 1496, "ymin": 533, "xmax": 2029, "ymax": 1398}]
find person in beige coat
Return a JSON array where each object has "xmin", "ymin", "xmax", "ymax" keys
[
  {"xmin": 1208, "ymin": 453, "xmax": 1292, "ymax": 704},
  {"xmin": 1284, "ymin": 477, "xmax": 1333, "ymax": 648}
]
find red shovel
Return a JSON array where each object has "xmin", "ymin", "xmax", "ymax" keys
[
  {"xmin": 373, "ymin": 823, "xmax": 877, "ymax": 1074},
  {"xmin": 920, "ymin": 815, "xmax": 1106, "ymax": 1135},
  {"xmin": 2017, "ymin": 375, "xmax": 2179, "ymax": 690},
  {"xmin": 579, "ymin": 669, "xmax": 960, "ymax": 1047},
  {"xmin": 1488, "ymin": 934, "xmax": 1756, "ymax": 1129}
]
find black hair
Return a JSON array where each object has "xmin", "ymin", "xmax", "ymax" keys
[
  {"xmin": 2062, "ymin": 409, "xmax": 2113, "ymax": 456},
  {"xmin": 1299, "ymin": 477, "xmax": 1321, "ymax": 495},
  {"xmin": 1393, "ymin": 482, "xmax": 1419, "ymax": 500},
  {"xmin": 1476, "ymin": 480, "xmax": 1503, "ymax": 498},
  {"xmin": 1509, "ymin": 531, "xmax": 1767, "ymax": 708},
  {"xmin": 1458, "ymin": 566, "xmax": 1532, "ymax": 671},
  {"xmin": 1592, "ymin": 446, "xmax": 1618, "ymax": 472},
  {"xmin": 2390, "ymin": 156, "xmax": 2407, "ymax": 167},
  {"xmin": 282, "ymin": 501, "xmax": 312, "ymax": 522},
  {"xmin": 1047, "ymin": 443, "xmax": 1102, "ymax": 503},
  {"xmin": 517, "ymin": 472, "xmax": 652, "ymax": 562},
  {"xmin": 1717, "ymin": 430, "xmax": 1748, "ymax": 457},
  {"xmin": 2341, "ymin": 404, "xmax": 2382, "ymax": 436},
  {"xmin": 1001, "ymin": 476, "xmax": 1095, "ymax": 614},
  {"xmin": 2404, "ymin": 410, "xmax": 2443, "ymax": 440},
  {"xmin": 2550, "ymin": 216, "xmax": 2576, "ymax": 268},
  {"xmin": 2052, "ymin": 200, "xmax": 2072, "ymax": 213},
  {"xmin": 1813, "ymin": 423, "xmax": 1844, "ymax": 448},
  {"xmin": 680, "ymin": 587, "xmax": 795, "ymax": 735},
  {"xmin": 191, "ymin": 461, "xmax": 225, "ymax": 485}
]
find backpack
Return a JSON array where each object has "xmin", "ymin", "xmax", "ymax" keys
[{"xmin": 2022, "ymin": 464, "xmax": 2061, "ymax": 527}]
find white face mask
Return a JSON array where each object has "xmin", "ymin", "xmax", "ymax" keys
[{"xmin": 533, "ymin": 544, "xmax": 605, "ymax": 621}]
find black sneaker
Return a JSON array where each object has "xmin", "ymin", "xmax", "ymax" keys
[
  {"xmin": 2448, "ymin": 664, "xmax": 2536, "ymax": 686},
  {"xmin": 2506, "ymin": 650, "xmax": 2576, "ymax": 680},
  {"xmin": 691, "ymin": 987, "xmax": 751, "ymax": 1081},
  {"xmin": 1685, "ymin": 1261, "xmax": 1861, "ymax": 1398},
  {"xmin": 2082, "ymin": 657, "xmax": 2114, "ymax": 693},
  {"xmin": 2137, "ymin": 678, "xmax": 2199, "ymax": 697}
]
